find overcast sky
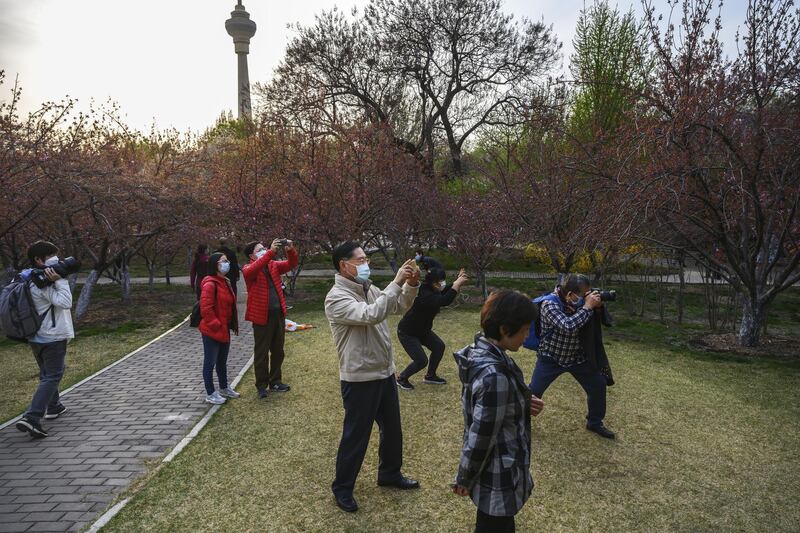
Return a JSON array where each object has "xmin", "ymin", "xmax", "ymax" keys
[{"xmin": 0, "ymin": 0, "xmax": 748, "ymax": 133}]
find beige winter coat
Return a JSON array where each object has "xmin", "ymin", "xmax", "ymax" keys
[{"xmin": 325, "ymin": 273, "xmax": 418, "ymax": 382}]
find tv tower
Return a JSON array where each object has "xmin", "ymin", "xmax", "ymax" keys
[{"xmin": 225, "ymin": 1, "xmax": 257, "ymax": 119}]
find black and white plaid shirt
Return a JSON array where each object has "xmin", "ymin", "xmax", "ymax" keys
[
  {"xmin": 454, "ymin": 336, "xmax": 533, "ymax": 517},
  {"xmin": 538, "ymin": 297, "xmax": 593, "ymax": 367}
]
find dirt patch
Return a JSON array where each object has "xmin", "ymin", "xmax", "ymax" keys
[
  {"xmin": 75, "ymin": 286, "xmax": 195, "ymax": 331},
  {"xmin": 690, "ymin": 332, "xmax": 800, "ymax": 359}
]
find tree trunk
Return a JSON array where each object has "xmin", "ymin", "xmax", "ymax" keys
[
  {"xmin": 121, "ymin": 261, "xmax": 131, "ymax": 303},
  {"xmin": 75, "ymin": 270, "xmax": 100, "ymax": 320},
  {"xmin": 165, "ymin": 264, "xmax": 171, "ymax": 286},
  {"xmin": 738, "ymin": 297, "xmax": 766, "ymax": 347},
  {"xmin": 148, "ymin": 264, "xmax": 155, "ymax": 289},
  {"xmin": 67, "ymin": 273, "xmax": 78, "ymax": 293},
  {"xmin": 676, "ymin": 252, "xmax": 685, "ymax": 324}
]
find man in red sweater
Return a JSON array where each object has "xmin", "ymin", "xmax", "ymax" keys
[{"xmin": 242, "ymin": 239, "xmax": 299, "ymax": 398}]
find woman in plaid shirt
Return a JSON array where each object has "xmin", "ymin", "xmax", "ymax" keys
[{"xmin": 452, "ymin": 291, "xmax": 545, "ymax": 533}]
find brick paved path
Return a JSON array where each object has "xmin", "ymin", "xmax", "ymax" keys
[{"xmin": 0, "ymin": 302, "xmax": 253, "ymax": 532}]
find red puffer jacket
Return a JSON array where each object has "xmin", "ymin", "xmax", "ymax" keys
[
  {"xmin": 242, "ymin": 247, "xmax": 299, "ymax": 326},
  {"xmin": 199, "ymin": 275, "xmax": 238, "ymax": 343}
]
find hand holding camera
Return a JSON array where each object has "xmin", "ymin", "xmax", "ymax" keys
[
  {"xmin": 583, "ymin": 291, "xmax": 603, "ymax": 310},
  {"xmin": 453, "ymin": 268, "xmax": 469, "ymax": 290}
]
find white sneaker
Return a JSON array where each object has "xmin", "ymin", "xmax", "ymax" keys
[
  {"xmin": 219, "ymin": 387, "xmax": 240, "ymax": 399},
  {"xmin": 205, "ymin": 391, "xmax": 226, "ymax": 405}
]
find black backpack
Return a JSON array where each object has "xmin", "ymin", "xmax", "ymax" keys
[{"xmin": 0, "ymin": 275, "xmax": 55, "ymax": 342}]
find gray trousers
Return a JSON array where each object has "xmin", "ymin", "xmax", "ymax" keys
[{"xmin": 25, "ymin": 340, "xmax": 67, "ymax": 422}]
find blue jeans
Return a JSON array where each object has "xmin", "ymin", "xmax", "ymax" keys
[
  {"xmin": 201, "ymin": 335, "xmax": 230, "ymax": 395},
  {"xmin": 26, "ymin": 340, "xmax": 67, "ymax": 422},
  {"xmin": 529, "ymin": 355, "xmax": 607, "ymax": 428}
]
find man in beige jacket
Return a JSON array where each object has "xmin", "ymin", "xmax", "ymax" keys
[{"xmin": 325, "ymin": 241, "xmax": 421, "ymax": 513}]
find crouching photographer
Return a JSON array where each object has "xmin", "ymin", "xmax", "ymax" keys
[
  {"xmin": 526, "ymin": 273, "xmax": 617, "ymax": 439},
  {"xmin": 13, "ymin": 241, "xmax": 79, "ymax": 438}
]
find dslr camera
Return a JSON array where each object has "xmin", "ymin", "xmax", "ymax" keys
[
  {"xmin": 276, "ymin": 239, "xmax": 290, "ymax": 247},
  {"xmin": 590, "ymin": 288, "xmax": 617, "ymax": 302},
  {"xmin": 30, "ymin": 257, "xmax": 81, "ymax": 289}
]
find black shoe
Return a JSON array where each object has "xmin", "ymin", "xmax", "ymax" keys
[
  {"xmin": 334, "ymin": 493, "xmax": 358, "ymax": 513},
  {"xmin": 44, "ymin": 405, "xmax": 67, "ymax": 420},
  {"xmin": 377, "ymin": 476, "xmax": 420, "ymax": 490},
  {"xmin": 587, "ymin": 424, "xmax": 616, "ymax": 439},
  {"xmin": 396, "ymin": 377, "xmax": 414, "ymax": 390},
  {"xmin": 270, "ymin": 382, "xmax": 290, "ymax": 392},
  {"xmin": 15, "ymin": 416, "xmax": 48, "ymax": 439},
  {"xmin": 258, "ymin": 387, "xmax": 269, "ymax": 399},
  {"xmin": 423, "ymin": 375, "xmax": 447, "ymax": 385}
]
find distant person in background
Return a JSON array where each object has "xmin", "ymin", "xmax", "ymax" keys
[
  {"xmin": 198, "ymin": 252, "xmax": 240, "ymax": 405},
  {"xmin": 414, "ymin": 248, "xmax": 441, "ymax": 273},
  {"xmin": 396, "ymin": 266, "xmax": 469, "ymax": 389},
  {"xmin": 214, "ymin": 238, "xmax": 240, "ymax": 295},
  {"xmin": 190, "ymin": 244, "xmax": 210, "ymax": 299}
]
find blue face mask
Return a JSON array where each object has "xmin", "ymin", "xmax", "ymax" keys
[
  {"xmin": 355, "ymin": 263, "xmax": 371, "ymax": 282},
  {"xmin": 219, "ymin": 262, "xmax": 230, "ymax": 274},
  {"xmin": 255, "ymin": 249, "xmax": 266, "ymax": 259},
  {"xmin": 415, "ymin": 254, "xmax": 422, "ymax": 261}
]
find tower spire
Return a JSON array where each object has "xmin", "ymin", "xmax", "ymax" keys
[{"xmin": 225, "ymin": 1, "xmax": 256, "ymax": 120}]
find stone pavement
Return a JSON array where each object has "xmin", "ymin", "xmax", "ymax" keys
[{"xmin": 0, "ymin": 303, "xmax": 254, "ymax": 532}]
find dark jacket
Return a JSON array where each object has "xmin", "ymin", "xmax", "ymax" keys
[
  {"xmin": 397, "ymin": 282, "xmax": 457, "ymax": 337},
  {"xmin": 454, "ymin": 335, "xmax": 533, "ymax": 517},
  {"xmin": 579, "ymin": 309, "xmax": 615, "ymax": 385},
  {"xmin": 190, "ymin": 253, "xmax": 209, "ymax": 290}
]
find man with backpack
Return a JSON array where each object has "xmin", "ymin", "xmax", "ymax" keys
[
  {"xmin": 525, "ymin": 274, "xmax": 615, "ymax": 439},
  {"xmin": 13, "ymin": 241, "xmax": 75, "ymax": 438}
]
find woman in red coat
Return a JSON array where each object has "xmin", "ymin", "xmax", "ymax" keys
[{"xmin": 199, "ymin": 252, "xmax": 240, "ymax": 405}]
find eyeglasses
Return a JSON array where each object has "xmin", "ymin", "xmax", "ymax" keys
[{"xmin": 348, "ymin": 257, "xmax": 370, "ymax": 265}]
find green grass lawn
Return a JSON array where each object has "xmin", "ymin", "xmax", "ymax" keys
[
  {"xmin": 0, "ymin": 284, "xmax": 195, "ymax": 423},
  {"xmin": 102, "ymin": 291, "xmax": 800, "ymax": 532}
]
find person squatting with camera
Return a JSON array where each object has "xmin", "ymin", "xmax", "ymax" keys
[
  {"xmin": 14, "ymin": 241, "xmax": 80, "ymax": 438},
  {"xmin": 527, "ymin": 273, "xmax": 616, "ymax": 439},
  {"xmin": 395, "ymin": 265, "xmax": 469, "ymax": 390}
]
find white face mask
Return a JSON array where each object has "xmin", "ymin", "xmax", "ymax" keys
[
  {"xmin": 255, "ymin": 249, "xmax": 266, "ymax": 259},
  {"xmin": 45, "ymin": 256, "xmax": 60, "ymax": 267},
  {"xmin": 437, "ymin": 281, "xmax": 446, "ymax": 291}
]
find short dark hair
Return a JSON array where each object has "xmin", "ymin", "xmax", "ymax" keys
[
  {"xmin": 27, "ymin": 241, "xmax": 58, "ymax": 265},
  {"xmin": 480, "ymin": 290, "xmax": 536, "ymax": 340},
  {"xmin": 333, "ymin": 241, "xmax": 361, "ymax": 271},
  {"xmin": 558, "ymin": 273, "xmax": 586, "ymax": 295},
  {"xmin": 415, "ymin": 248, "xmax": 424, "ymax": 255},
  {"xmin": 207, "ymin": 252, "xmax": 225, "ymax": 276},
  {"xmin": 243, "ymin": 241, "xmax": 262, "ymax": 258},
  {"xmin": 425, "ymin": 267, "xmax": 446, "ymax": 284}
]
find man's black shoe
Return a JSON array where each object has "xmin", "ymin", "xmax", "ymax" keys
[
  {"xmin": 377, "ymin": 476, "xmax": 420, "ymax": 490},
  {"xmin": 587, "ymin": 424, "xmax": 616, "ymax": 439},
  {"xmin": 258, "ymin": 387, "xmax": 269, "ymax": 399},
  {"xmin": 270, "ymin": 382, "xmax": 290, "ymax": 392},
  {"xmin": 44, "ymin": 405, "xmax": 67, "ymax": 420},
  {"xmin": 15, "ymin": 416, "xmax": 48, "ymax": 439},
  {"xmin": 334, "ymin": 494, "xmax": 358, "ymax": 513}
]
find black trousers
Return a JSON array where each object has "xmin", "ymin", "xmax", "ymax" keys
[
  {"xmin": 252, "ymin": 310, "xmax": 285, "ymax": 389},
  {"xmin": 331, "ymin": 375, "xmax": 403, "ymax": 498},
  {"xmin": 475, "ymin": 509, "xmax": 515, "ymax": 533},
  {"xmin": 397, "ymin": 329, "xmax": 445, "ymax": 380}
]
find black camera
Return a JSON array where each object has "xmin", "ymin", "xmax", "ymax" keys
[
  {"xmin": 591, "ymin": 288, "xmax": 617, "ymax": 302},
  {"xmin": 30, "ymin": 257, "xmax": 81, "ymax": 289},
  {"xmin": 276, "ymin": 239, "xmax": 289, "ymax": 247}
]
